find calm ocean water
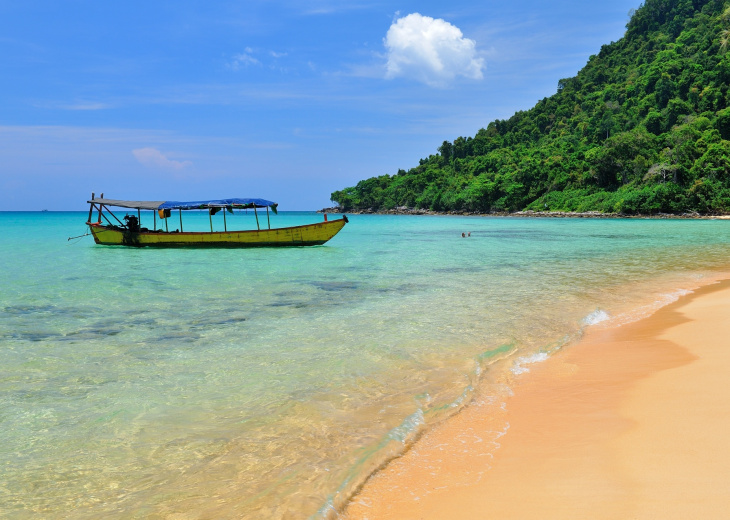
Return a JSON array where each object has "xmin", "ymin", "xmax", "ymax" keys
[{"xmin": 2, "ymin": 210, "xmax": 730, "ymax": 519}]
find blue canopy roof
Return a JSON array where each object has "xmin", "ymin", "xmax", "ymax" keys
[
  {"xmin": 88, "ymin": 197, "xmax": 277, "ymax": 211},
  {"xmin": 159, "ymin": 198, "xmax": 277, "ymax": 210}
]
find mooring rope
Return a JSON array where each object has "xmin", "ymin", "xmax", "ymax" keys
[{"xmin": 67, "ymin": 230, "xmax": 91, "ymax": 242}]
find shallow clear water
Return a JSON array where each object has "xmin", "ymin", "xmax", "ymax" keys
[{"xmin": 2, "ymin": 211, "xmax": 730, "ymax": 519}]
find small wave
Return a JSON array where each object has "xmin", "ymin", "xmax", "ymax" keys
[
  {"xmin": 511, "ymin": 352, "xmax": 549, "ymax": 375},
  {"xmin": 319, "ymin": 407, "xmax": 428, "ymax": 518},
  {"xmin": 611, "ymin": 288, "xmax": 693, "ymax": 327},
  {"xmin": 582, "ymin": 309, "xmax": 611, "ymax": 326},
  {"xmin": 386, "ymin": 408, "xmax": 425, "ymax": 444},
  {"xmin": 656, "ymin": 289, "xmax": 692, "ymax": 307},
  {"xmin": 450, "ymin": 385, "xmax": 475, "ymax": 409}
]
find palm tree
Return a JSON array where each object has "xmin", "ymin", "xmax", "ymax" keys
[{"xmin": 721, "ymin": 29, "xmax": 730, "ymax": 53}]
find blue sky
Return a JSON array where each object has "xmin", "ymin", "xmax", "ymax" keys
[{"xmin": 1, "ymin": 0, "xmax": 639, "ymax": 211}]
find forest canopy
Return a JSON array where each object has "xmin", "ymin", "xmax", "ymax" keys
[{"xmin": 331, "ymin": 0, "xmax": 730, "ymax": 215}]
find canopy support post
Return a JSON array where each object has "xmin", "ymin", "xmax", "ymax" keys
[
  {"xmin": 137, "ymin": 208, "xmax": 141, "ymax": 228},
  {"xmin": 254, "ymin": 207, "xmax": 260, "ymax": 230},
  {"xmin": 97, "ymin": 208, "xmax": 115, "ymax": 226},
  {"xmin": 266, "ymin": 206, "xmax": 270, "ymax": 229},
  {"xmin": 102, "ymin": 206, "xmax": 124, "ymax": 226},
  {"xmin": 223, "ymin": 209, "xmax": 227, "ymax": 232},
  {"xmin": 153, "ymin": 210, "xmax": 156, "ymax": 231},
  {"xmin": 97, "ymin": 192, "xmax": 104, "ymax": 223},
  {"xmin": 179, "ymin": 209, "xmax": 183, "ymax": 232},
  {"xmin": 209, "ymin": 210, "xmax": 213, "ymax": 232}
]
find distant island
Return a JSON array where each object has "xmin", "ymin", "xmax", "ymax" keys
[{"xmin": 331, "ymin": 0, "xmax": 730, "ymax": 216}]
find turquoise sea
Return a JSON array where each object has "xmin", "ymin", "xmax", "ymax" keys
[{"xmin": 2, "ymin": 210, "xmax": 730, "ymax": 519}]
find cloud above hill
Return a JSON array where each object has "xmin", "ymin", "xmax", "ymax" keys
[{"xmin": 384, "ymin": 13, "xmax": 485, "ymax": 87}]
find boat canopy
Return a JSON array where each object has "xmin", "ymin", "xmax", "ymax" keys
[
  {"xmin": 160, "ymin": 198, "xmax": 277, "ymax": 211},
  {"xmin": 88, "ymin": 197, "xmax": 278, "ymax": 212}
]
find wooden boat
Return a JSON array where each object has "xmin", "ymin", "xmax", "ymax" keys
[{"xmin": 85, "ymin": 194, "xmax": 348, "ymax": 247}]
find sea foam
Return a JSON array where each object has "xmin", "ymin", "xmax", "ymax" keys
[
  {"xmin": 612, "ymin": 289, "xmax": 694, "ymax": 327},
  {"xmin": 582, "ymin": 309, "xmax": 611, "ymax": 326},
  {"xmin": 387, "ymin": 408, "xmax": 425, "ymax": 444},
  {"xmin": 511, "ymin": 352, "xmax": 550, "ymax": 375}
]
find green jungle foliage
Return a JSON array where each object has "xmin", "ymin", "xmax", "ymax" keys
[{"xmin": 331, "ymin": 0, "xmax": 730, "ymax": 214}]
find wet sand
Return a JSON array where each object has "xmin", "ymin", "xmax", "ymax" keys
[{"xmin": 343, "ymin": 280, "xmax": 730, "ymax": 519}]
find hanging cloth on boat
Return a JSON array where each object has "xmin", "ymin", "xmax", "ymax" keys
[{"xmin": 158, "ymin": 208, "xmax": 172, "ymax": 219}]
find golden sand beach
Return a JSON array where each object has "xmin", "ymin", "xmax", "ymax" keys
[{"xmin": 343, "ymin": 280, "xmax": 730, "ymax": 519}]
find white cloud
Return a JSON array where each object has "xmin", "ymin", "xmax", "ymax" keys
[
  {"xmin": 229, "ymin": 48, "xmax": 288, "ymax": 70},
  {"xmin": 384, "ymin": 13, "xmax": 485, "ymax": 87},
  {"xmin": 132, "ymin": 147, "xmax": 192, "ymax": 171},
  {"xmin": 229, "ymin": 49, "xmax": 261, "ymax": 70}
]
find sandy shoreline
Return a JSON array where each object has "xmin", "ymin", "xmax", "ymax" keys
[
  {"xmin": 343, "ymin": 279, "xmax": 730, "ymax": 519},
  {"xmin": 320, "ymin": 207, "xmax": 728, "ymax": 219}
]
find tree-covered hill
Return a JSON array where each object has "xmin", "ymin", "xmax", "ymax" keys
[{"xmin": 331, "ymin": 0, "xmax": 730, "ymax": 215}]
